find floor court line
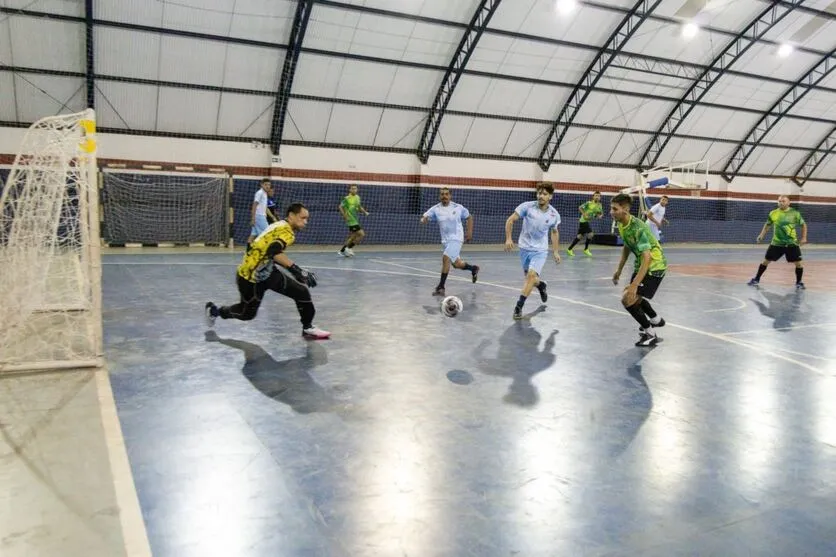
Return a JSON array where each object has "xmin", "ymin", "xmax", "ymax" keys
[
  {"xmin": 373, "ymin": 259, "xmax": 825, "ymax": 375},
  {"xmin": 94, "ymin": 369, "xmax": 153, "ymax": 557},
  {"xmin": 722, "ymin": 322, "xmax": 836, "ymax": 336}
]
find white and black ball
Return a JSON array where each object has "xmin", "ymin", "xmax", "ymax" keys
[{"xmin": 441, "ymin": 295, "xmax": 463, "ymax": 317}]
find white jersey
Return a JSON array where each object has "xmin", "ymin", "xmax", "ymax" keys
[
  {"xmin": 515, "ymin": 201, "xmax": 560, "ymax": 252},
  {"xmin": 647, "ymin": 203, "xmax": 666, "ymax": 235},
  {"xmin": 423, "ymin": 202, "xmax": 470, "ymax": 244},
  {"xmin": 254, "ymin": 188, "xmax": 268, "ymax": 216}
]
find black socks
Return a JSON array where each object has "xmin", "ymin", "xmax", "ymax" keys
[
  {"xmin": 796, "ymin": 266, "xmax": 804, "ymax": 284},
  {"xmin": 626, "ymin": 300, "xmax": 651, "ymax": 329},
  {"xmin": 755, "ymin": 264, "xmax": 767, "ymax": 280}
]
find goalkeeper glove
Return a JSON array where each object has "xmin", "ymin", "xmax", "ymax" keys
[{"xmin": 288, "ymin": 263, "xmax": 318, "ymax": 288}]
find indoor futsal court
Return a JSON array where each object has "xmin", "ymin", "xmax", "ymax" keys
[{"xmin": 2, "ymin": 0, "xmax": 836, "ymax": 556}]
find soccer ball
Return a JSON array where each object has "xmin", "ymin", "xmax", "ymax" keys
[{"xmin": 441, "ymin": 295, "xmax": 463, "ymax": 317}]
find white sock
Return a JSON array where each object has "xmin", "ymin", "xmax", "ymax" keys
[{"xmin": 649, "ymin": 315, "xmax": 661, "ymax": 325}]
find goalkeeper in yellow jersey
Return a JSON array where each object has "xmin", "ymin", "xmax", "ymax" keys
[
  {"xmin": 748, "ymin": 195, "xmax": 808, "ymax": 289},
  {"xmin": 205, "ymin": 202, "xmax": 331, "ymax": 339}
]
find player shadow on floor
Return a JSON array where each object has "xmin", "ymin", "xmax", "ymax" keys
[
  {"xmin": 204, "ymin": 330, "xmax": 355, "ymax": 418},
  {"xmin": 750, "ymin": 288, "xmax": 807, "ymax": 331},
  {"xmin": 471, "ymin": 315, "xmax": 555, "ymax": 407},
  {"xmin": 585, "ymin": 347, "xmax": 656, "ymax": 459}
]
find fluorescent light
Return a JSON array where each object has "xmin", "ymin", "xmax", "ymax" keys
[
  {"xmin": 555, "ymin": 0, "xmax": 577, "ymax": 16},
  {"xmin": 778, "ymin": 43, "xmax": 794, "ymax": 58},
  {"xmin": 682, "ymin": 22, "xmax": 699, "ymax": 40}
]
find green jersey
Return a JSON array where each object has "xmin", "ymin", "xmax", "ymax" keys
[
  {"xmin": 618, "ymin": 215, "xmax": 667, "ymax": 275},
  {"xmin": 579, "ymin": 200, "xmax": 603, "ymax": 223},
  {"xmin": 767, "ymin": 207, "xmax": 805, "ymax": 247},
  {"xmin": 341, "ymin": 194, "xmax": 363, "ymax": 226}
]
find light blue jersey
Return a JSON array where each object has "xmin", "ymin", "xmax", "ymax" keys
[
  {"xmin": 423, "ymin": 202, "xmax": 470, "ymax": 244},
  {"xmin": 515, "ymin": 201, "xmax": 560, "ymax": 252}
]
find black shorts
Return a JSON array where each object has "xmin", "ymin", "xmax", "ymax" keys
[
  {"xmin": 765, "ymin": 244, "xmax": 802, "ymax": 262},
  {"xmin": 577, "ymin": 222, "xmax": 593, "ymax": 235},
  {"xmin": 348, "ymin": 224, "xmax": 363, "ymax": 233},
  {"xmin": 630, "ymin": 272, "xmax": 665, "ymax": 300}
]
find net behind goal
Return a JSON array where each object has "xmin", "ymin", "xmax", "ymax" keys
[
  {"xmin": 0, "ymin": 109, "xmax": 102, "ymax": 372},
  {"xmin": 102, "ymin": 170, "xmax": 231, "ymax": 246}
]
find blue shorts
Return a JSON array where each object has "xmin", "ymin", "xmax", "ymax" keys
[
  {"xmin": 520, "ymin": 249, "xmax": 547, "ymax": 276},
  {"xmin": 251, "ymin": 214, "xmax": 269, "ymax": 237},
  {"xmin": 443, "ymin": 240, "xmax": 463, "ymax": 261}
]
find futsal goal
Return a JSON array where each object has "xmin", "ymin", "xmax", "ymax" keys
[
  {"xmin": 101, "ymin": 169, "xmax": 232, "ymax": 247},
  {"xmin": 0, "ymin": 109, "xmax": 103, "ymax": 372}
]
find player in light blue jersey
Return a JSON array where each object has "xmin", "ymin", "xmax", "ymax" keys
[
  {"xmin": 421, "ymin": 187, "xmax": 480, "ymax": 296},
  {"xmin": 504, "ymin": 182, "xmax": 561, "ymax": 320}
]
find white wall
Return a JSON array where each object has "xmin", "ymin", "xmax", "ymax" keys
[{"xmin": 0, "ymin": 126, "xmax": 832, "ymax": 198}]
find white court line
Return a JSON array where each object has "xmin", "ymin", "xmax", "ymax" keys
[
  {"xmin": 723, "ymin": 322, "xmax": 836, "ymax": 336},
  {"xmin": 94, "ymin": 369, "xmax": 153, "ymax": 557},
  {"xmin": 373, "ymin": 259, "xmax": 825, "ymax": 374}
]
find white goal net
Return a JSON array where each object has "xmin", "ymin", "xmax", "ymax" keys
[
  {"xmin": 102, "ymin": 169, "xmax": 231, "ymax": 246},
  {"xmin": 0, "ymin": 109, "xmax": 103, "ymax": 372}
]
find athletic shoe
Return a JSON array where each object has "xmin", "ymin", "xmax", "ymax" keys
[
  {"xmin": 471, "ymin": 265, "xmax": 480, "ymax": 283},
  {"xmin": 344, "ymin": 248, "xmax": 355, "ymax": 257},
  {"xmin": 583, "ymin": 249, "xmax": 592, "ymax": 257},
  {"xmin": 649, "ymin": 316, "xmax": 665, "ymax": 328},
  {"xmin": 796, "ymin": 282, "xmax": 806, "ymax": 290},
  {"xmin": 566, "ymin": 248, "xmax": 575, "ymax": 257},
  {"xmin": 303, "ymin": 326, "xmax": 331, "ymax": 340},
  {"xmin": 433, "ymin": 286, "xmax": 445, "ymax": 296},
  {"xmin": 747, "ymin": 278, "xmax": 759, "ymax": 286},
  {"xmin": 635, "ymin": 331, "xmax": 658, "ymax": 347},
  {"xmin": 537, "ymin": 280, "xmax": 548, "ymax": 303},
  {"xmin": 204, "ymin": 302, "xmax": 217, "ymax": 328},
  {"xmin": 513, "ymin": 305, "xmax": 523, "ymax": 320}
]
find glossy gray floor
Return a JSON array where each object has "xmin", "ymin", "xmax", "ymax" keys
[
  {"xmin": 0, "ymin": 370, "xmax": 139, "ymax": 557},
  {"xmin": 104, "ymin": 246, "xmax": 836, "ymax": 557}
]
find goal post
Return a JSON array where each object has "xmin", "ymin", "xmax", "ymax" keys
[
  {"xmin": 101, "ymin": 169, "xmax": 232, "ymax": 247},
  {"xmin": 0, "ymin": 109, "xmax": 103, "ymax": 373}
]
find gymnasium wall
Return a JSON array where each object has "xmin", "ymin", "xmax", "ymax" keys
[{"xmin": 1, "ymin": 129, "xmax": 834, "ymax": 246}]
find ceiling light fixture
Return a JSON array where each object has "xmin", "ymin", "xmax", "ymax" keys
[
  {"xmin": 682, "ymin": 22, "xmax": 699, "ymax": 40},
  {"xmin": 555, "ymin": 0, "xmax": 578, "ymax": 16},
  {"xmin": 778, "ymin": 43, "xmax": 794, "ymax": 58}
]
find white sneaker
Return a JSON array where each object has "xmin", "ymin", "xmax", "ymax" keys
[
  {"xmin": 337, "ymin": 249, "xmax": 348, "ymax": 257},
  {"xmin": 345, "ymin": 248, "xmax": 355, "ymax": 257},
  {"xmin": 303, "ymin": 326, "xmax": 331, "ymax": 340}
]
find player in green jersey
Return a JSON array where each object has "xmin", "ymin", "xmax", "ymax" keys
[
  {"xmin": 748, "ymin": 195, "xmax": 807, "ymax": 289},
  {"xmin": 610, "ymin": 193, "xmax": 667, "ymax": 347},
  {"xmin": 566, "ymin": 191, "xmax": 603, "ymax": 256},
  {"xmin": 338, "ymin": 184, "xmax": 370, "ymax": 257}
]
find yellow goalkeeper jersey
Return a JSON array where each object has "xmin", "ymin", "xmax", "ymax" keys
[{"xmin": 237, "ymin": 220, "xmax": 296, "ymax": 283}]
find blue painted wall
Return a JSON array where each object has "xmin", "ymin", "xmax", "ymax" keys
[{"xmin": 3, "ymin": 170, "xmax": 834, "ymax": 245}]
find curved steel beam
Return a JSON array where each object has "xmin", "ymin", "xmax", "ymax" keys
[
  {"xmin": 537, "ymin": 0, "xmax": 663, "ymax": 172},
  {"xmin": 416, "ymin": 0, "xmax": 503, "ymax": 164},
  {"xmin": 721, "ymin": 47, "xmax": 836, "ymax": 182},
  {"xmin": 269, "ymin": 0, "xmax": 313, "ymax": 155},
  {"xmin": 639, "ymin": 1, "xmax": 803, "ymax": 170},
  {"xmin": 792, "ymin": 124, "xmax": 836, "ymax": 186}
]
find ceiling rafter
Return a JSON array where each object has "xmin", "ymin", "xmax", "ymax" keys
[
  {"xmin": 638, "ymin": 0, "xmax": 804, "ymax": 171},
  {"xmin": 269, "ymin": 0, "xmax": 313, "ymax": 155},
  {"xmin": 4, "ymin": 6, "xmax": 836, "ymax": 96},
  {"xmin": 721, "ymin": 47, "xmax": 836, "ymax": 182},
  {"xmin": 792, "ymin": 124, "xmax": 836, "ymax": 186},
  {"xmin": 537, "ymin": 0, "xmax": 664, "ymax": 172},
  {"xmin": 416, "ymin": 0, "xmax": 503, "ymax": 164}
]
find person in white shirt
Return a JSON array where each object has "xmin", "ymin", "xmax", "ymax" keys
[
  {"xmin": 644, "ymin": 195, "xmax": 669, "ymax": 242},
  {"xmin": 504, "ymin": 183, "xmax": 561, "ymax": 320},
  {"xmin": 420, "ymin": 187, "xmax": 480, "ymax": 296},
  {"xmin": 247, "ymin": 178, "xmax": 275, "ymax": 246}
]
